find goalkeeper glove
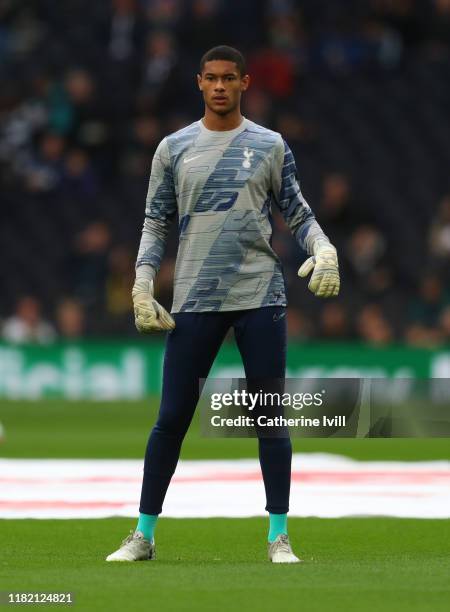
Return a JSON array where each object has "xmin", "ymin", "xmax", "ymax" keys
[
  {"xmin": 298, "ymin": 243, "xmax": 340, "ymax": 298},
  {"xmin": 132, "ymin": 278, "xmax": 175, "ymax": 333}
]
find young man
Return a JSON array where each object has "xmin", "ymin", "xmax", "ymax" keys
[{"xmin": 106, "ymin": 46, "xmax": 339, "ymax": 564}]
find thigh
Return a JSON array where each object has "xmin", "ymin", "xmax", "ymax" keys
[
  {"xmin": 157, "ymin": 312, "xmax": 231, "ymax": 432},
  {"xmin": 233, "ymin": 306, "xmax": 287, "ymax": 379},
  {"xmin": 234, "ymin": 307, "xmax": 288, "ymax": 437}
]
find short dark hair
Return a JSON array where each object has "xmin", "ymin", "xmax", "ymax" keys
[{"xmin": 199, "ymin": 45, "xmax": 247, "ymax": 76}]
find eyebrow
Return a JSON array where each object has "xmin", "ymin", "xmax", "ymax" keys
[{"xmin": 204, "ymin": 72, "xmax": 238, "ymax": 77}]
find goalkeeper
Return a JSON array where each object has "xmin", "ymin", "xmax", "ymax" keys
[{"xmin": 107, "ymin": 45, "xmax": 339, "ymax": 564}]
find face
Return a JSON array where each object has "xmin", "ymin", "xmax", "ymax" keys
[{"xmin": 197, "ymin": 60, "xmax": 249, "ymax": 116}]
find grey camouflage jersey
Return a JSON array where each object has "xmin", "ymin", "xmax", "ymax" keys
[{"xmin": 136, "ymin": 117, "xmax": 330, "ymax": 313}]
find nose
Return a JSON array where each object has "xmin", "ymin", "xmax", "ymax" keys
[{"xmin": 214, "ymin": 79, "xmax": 225, "ymax": 91}]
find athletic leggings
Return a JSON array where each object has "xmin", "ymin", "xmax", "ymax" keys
[{"xmin": 139, "ymin": 306, "xmax": 292, "ymax": 515}]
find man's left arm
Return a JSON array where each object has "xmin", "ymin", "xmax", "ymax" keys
[{"xmin": 271, "ymin": 138, "xmax": 340, "ymax": 298}]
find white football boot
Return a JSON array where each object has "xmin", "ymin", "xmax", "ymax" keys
[
  {"xmin": 268, "ymin": 534, "xmax": 302, "ymax": 564},
  {"xmin": 106, "ymin": 530, "xmax": 155, "ymax": 562}
]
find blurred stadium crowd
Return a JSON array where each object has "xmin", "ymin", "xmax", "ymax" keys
[{"xmin": 1, "ymin": 0, "xmax": 450, "ymax": 346}]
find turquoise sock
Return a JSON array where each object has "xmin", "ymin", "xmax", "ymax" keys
[
  {"xmin": 268, "ymin": 513, "xmax": 288, "ymax": 543},
  {"xmin": 136, "ymin": 513, "xmax": 158, "ymax": 541}
]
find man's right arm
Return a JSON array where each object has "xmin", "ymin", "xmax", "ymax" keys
[
  {"xmin": 133, "ymin": 138, "xmax": 177, "ymax": 332},
  {"xmin": 136, "ymin": 138, "xmax": 177, "ymax": 282}
]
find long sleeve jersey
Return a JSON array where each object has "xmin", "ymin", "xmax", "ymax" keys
[{"xmin": 136, "ymin": 117, "xmax": 330, "ymax": 312}]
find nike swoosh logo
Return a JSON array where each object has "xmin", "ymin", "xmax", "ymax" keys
[{"xmin": 183, "ymin": 154, "xmax": 203, "ymax": 164}]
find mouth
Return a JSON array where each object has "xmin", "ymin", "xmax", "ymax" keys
[{"xmin": 212, "ymin": 96, "xmax": 228, "ymax": 104}]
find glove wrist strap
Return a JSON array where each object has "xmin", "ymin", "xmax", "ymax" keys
[
  {"xmin": 312, "ymin": 239, "xmax": 335, "ymax": 256},
  {"xmin": 135, "ymin": 264, "xmax": 156, "ymax": 282}
]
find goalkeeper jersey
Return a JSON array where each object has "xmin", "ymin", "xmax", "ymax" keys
[{"xmin": 136, "ymin": 117, "xmax": 329, "ymax": 313}]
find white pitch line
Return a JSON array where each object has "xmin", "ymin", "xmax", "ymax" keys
[{"xmin": 0, "ymin": 454, "xmax": 449, "ymax": 519}]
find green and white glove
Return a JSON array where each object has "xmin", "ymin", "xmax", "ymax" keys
[
  {"xmin": 132, "ymin": 278, "xmax": 175, "ymax": 333},
  {"xmin": 298, "ymin": 243, "xmax": 340, "ymax": 298}
]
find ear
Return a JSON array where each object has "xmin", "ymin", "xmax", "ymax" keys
[
  {"xmin": 197, "ymin": 74, "xmax": 203, "ymax": 91},
  {"xmin": 240, "ymin": 74, "xmax": 250, "ymax": 92}
]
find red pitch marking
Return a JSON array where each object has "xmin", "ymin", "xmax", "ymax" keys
[
  {"xmin": 0, "ymin": 500, "xmax": 133, "ymax": 509},
  {"xmin": 0, "ymin": 470, "xmax": 449, "ymax": 485}
]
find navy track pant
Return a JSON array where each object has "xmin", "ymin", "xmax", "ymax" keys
[{"xmin": 139, "ymin": 306, "xmax": 292, "ymax": 515}]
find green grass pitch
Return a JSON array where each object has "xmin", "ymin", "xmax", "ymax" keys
[
  {"xmin": 0, "ymin": 399, "xmax": 449, "ymax": 611},
  {"xmin": 1, "ymin": 518, "xmax": 449, "ymax": 612},
  {"xmin": 1, "ymin": 399, "xmax": 450, "ymax": 460}
]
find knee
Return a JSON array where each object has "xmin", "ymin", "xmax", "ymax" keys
[
  {"xmin": 259, "ymin": 437, "xmax": 292, "ymax": 452},
  {"xmin": 152, "ymin": 416, "xmax": 190, "ymax": 440}
]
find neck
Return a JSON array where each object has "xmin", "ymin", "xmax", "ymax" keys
[{"xmin": 202, "ymin": 106, "xmax": 243, "ymax": 131}]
